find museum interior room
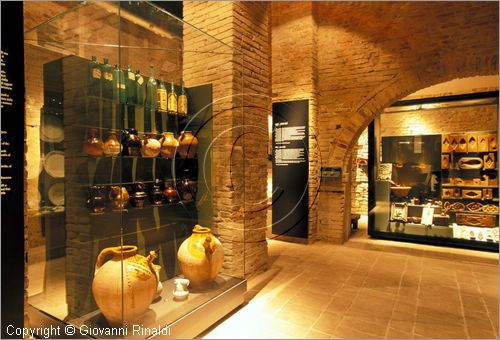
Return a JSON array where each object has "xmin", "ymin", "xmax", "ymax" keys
[{"xmin": 2, "ymin": 1, "xmax": 498, "ymax": 339}]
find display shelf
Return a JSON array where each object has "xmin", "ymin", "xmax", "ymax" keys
[
  {"xmin": 88, "ymin": 200, "xmax": 196, "ymax": 215},
  {"xmin": 29, "ymin": 275, "xmax": 246, "ymax": 339},
  {"xmin": 442, "ymin": 184, "xmax": 499, "ymax": 188},
  {"xmin": 446, "ymin": 210, "xmax": 499, "ymax": 216},
  {"xmin": 442, "ymin": 197, "xmax": 499, "ymax": 201}
]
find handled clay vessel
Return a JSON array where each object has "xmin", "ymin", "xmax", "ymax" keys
[
  {"xmin": 177, "ymin": 131, "xmax": 198, "ymax": 158},
  {"xmin": 177, "ymin": 225, "xmax": 224, "ymax": 288},
  {"xmin": 141, "ymin": 133, "xmax": 161, "ymax": 158},
  {"xmin": 159, "ymin": 132, "xmax": 179, "ymax": 158},
  {"xmin": 92, "ymin": 246, "xmax": 159, "ymax": 326},
  {"xmin": 83, "ymin": 128, "xmax": 104, "ymax": 156}
]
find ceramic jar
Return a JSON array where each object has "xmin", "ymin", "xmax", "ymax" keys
[
  {"xmin": 177, "ymin": 131, "xmax": 198, "ymax": 158},
  {"xmin": 178, "ymin": 170, "xmax": 197, "ymax": 201},
  {"xmin": 149, "ymin": 180, "xmax": 164, "ymax": 205},
  {"xmin": 87, "ymin": 185, "xmax": 106, "ymax": 214},
  {"xmin": 141, "ymin": 133, "xmax": 161, "ymax": 158},
  {"xmin": 130, "ymin": 183, "xmax": 147, "ymax": 208},
  {"xmin": 159, "ymin": 132, "xmax": 179, "ymax": 158},
  {"xmin": 103, "ymin": 132, "xmax": 122, "ymax": 157},
  {"xmin": 163, "ymin": 179, "xmax": 179, "ymax": 204},
  {"xmin": 177, "ymin": 225, "xmax": 224, "ymax": 288},
  {"xmin": 122, "ymin": 128, "xmax": 141, "ymax": 156},
  {"xmin": 83, "ymin": 128, "xmax": 104, "ymax": 156},
  {"xmin": 109, "ymin": 186, "xmax": 129, "ymax": 210},
  {"xmin": 92, "ymin": 246, "xmax": 159, "ymax": 326}
]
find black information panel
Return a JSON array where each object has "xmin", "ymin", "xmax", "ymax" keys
[
  {"xmin": 1, "ymin": 2, "xmax": 25, "ymax": 336},
  {"xmin": 272, "ymin": 100, "xmax": 309, "ymax": 239}
]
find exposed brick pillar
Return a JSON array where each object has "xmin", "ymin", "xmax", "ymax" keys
[
  {"xmin": 271, "ymin": 2, "xmax": 320, "ymax": 242},
  {"xmin": 183, "ymin": 1, "xmax": 270, "ymax": 277}
]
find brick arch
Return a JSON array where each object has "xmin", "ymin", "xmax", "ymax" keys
[
  {"xmin": 328, "ymin": 54, "xmax": 498, "ymax": 241},
  {"xmin": 335, "ymin": 54, "xmax": 499, "ymax": 176}
]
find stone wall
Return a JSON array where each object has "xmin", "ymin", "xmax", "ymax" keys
[{"xmin": 183, "ymin": 1, "xmax": 270, "ymax": 277}]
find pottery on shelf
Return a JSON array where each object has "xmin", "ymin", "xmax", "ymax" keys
[
  {"xmin": 92, "ymin": 246, "xmax": 159, "ymax": 326},
  {"xmin": 177, "ymin": 225, "xmax": 224, "ymax": 289},
  {"xmin": 87, "ymin": 185, "xmax": 106, "ymax": 214},
  {"xmin": 149, "ymin": 180, "xmax": 164, "ymax": 205},
  {"xmin": 109, "ymin": 186, "xmax": 129, "ymax": 210},
  {"xmin": 122, "ymin": 128, "xmax": 142, "ymax": 156},
  {"xmin": 83, "ymin": 128, "xmax": 104, "ymax": 157},
  {"xmin": 141, "ymin": 133, "xmax": 161, "ymax": 158},
  {"xmin": 178, "ymin": 169, "xmax": 197, "ymax": 201},
  {"xmin": 163, "ymin": 179, "xmax": 180, "ymax": 204},
  {"xmin": 159, "ymin": 132, "xmax": 179, "ymax": 158},
  {"xmin": 103, "ymin": 132, "xmax": 122, "ymax": 157},
  {"xmin": 130, "ymin": 182, "xmax": 147, "ymax": 208},
  {"xmin": 177, "ymin": 131, "xmax": 198, "ymax": 158}
]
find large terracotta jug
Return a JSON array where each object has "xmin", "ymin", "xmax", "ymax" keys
[
  {"xmin": 177, "ymin": 225, "xmax": 224, "ymax": 288},
  {"xmin": 177, "ymin": 131, "xmax": 198, "ymax": 158},
  {"xmin": 92, "ymin": 246, "xmax": 159, "ymax": 326}
]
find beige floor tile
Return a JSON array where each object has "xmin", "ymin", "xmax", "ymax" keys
[
  {"xmin": 325, "ymin": 292, "xmax": 356, "ymax": 314},
  {"xmin": 388, "ymin": 313, "xmax": 415, "ymax": 334},
  {"xmin": 288, "ymin": 290, "xmax": 333, "ymax": 310},
  {"xmin": 311, "ymin": 311, "xmax": 343, "ymax": 335},
  {"xmin": 304, "ymin": 329, "xmax": 331, "ymax": 339},
  {"xmin": 333, "ymin": 322, "xmax": 384, "ymax": 339},
  {"xmin": 386, "ymin": 327, "xmax": 412, "ymax": 339},
  {"xmin": 277, "ymin": 301, "xmax": 323, "ymax": 327},
  {"xmin": 414, "ymin": 321, "xmax": 468, "ymax": 339},
  {"xmin": 336, "ymin": 315, "xmax": 389, "ymax": 338}
]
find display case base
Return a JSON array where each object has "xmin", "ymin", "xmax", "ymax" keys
[{"xmin": 29, "ymin": 275, "xmax": 246, "ymax": 339}]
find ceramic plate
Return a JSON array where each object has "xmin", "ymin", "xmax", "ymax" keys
[
  {"xmin": 43, "ymin": 151, "xmax": 65, "ymax": 178},
  {"xmin": 47, "ymin": 182, "xmax": 65, "ymax": 206},
  {"xmin": 41, "ymin": 114, "xmax": 64, "ymax": 143}
]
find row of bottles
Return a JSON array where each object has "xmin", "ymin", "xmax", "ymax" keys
[
  {"xmin": 87, "ymin": 177, "xmax": 197, "ymax": 214},
  {"xmin": 83, "ymin": 128, "xmax": 198, "ymax": 159},
  {"xmin": 88, "ymin": 57, "xmax": 188, "ymax": 116}
]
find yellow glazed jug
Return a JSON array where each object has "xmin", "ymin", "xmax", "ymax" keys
[
  {"xmin": 177, "ymin": 225, "xmax": 224, "ymax": 288},
  {"xmin": 92, "ymin": 246, "xmax": 159, "ymax": 326}
]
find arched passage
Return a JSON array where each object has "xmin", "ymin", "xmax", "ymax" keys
[{"xmin": 316, "ymin": 7, "xmax": 499, "ymax": 242}]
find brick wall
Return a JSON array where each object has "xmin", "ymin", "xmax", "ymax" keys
[
  {"xmin": 381, "ymin": 105, "xmax": 499, "ymax": 137},
  {"xmin": 271, "ymin": 2, "xmax": 320, "ymax": 241},
  {"xmin": 350, "ymin": 128, "xmax": 368, "ymax": 216},
  {"xmin": 183, "ymin": 1, "xmax": 270, "ymax": 277}
]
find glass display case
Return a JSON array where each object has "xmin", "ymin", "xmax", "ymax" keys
[
  {"xmin": 370, "ymin": 130, "xmax": 499, "ymax": 251},
  {"xmin": 24, "ymin": 2, "xmax": 246, "ymax": 338}
]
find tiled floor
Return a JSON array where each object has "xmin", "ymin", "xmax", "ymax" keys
[{"xmin": 203, "ymin": 222, "xmax": 499, "ymax": 339}]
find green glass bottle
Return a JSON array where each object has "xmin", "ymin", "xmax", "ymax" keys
[
  {"xmin": 88, "ymin": 56, "xmax": 101, "ymax": 97},
  {"xmin": 101, "ymin": 58, "xmax": 113, "ymax": 99},
  {"xmin": 135, "ymin": 70, "xmax": 145, "ymax": 106},
  {"xmin": 146, "ymin": 66, "xmax": 158, "ymax": 110},
  {"xmin": 112, "ymin": 65, "xmax": 126, "ymax": 104},
  {"xmin": 177, "ymin": 81, "xmax": 187, "ymax": 117},
  {"xmin": 126, "ymin": 65, "xmax": 136, "ymax": 105}
]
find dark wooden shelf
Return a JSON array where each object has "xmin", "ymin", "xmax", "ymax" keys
[{"xmin": 442, "ymin": 184, "xmax": 499, "ymax": 188}]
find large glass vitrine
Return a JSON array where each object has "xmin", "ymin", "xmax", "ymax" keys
[
  {"xmin": 369, "ymin": 101, "xmax": 499, "ymax": 251},
  {"xmin": 24, "ymin": 2, "xmax": 245, "ymax": 338}
]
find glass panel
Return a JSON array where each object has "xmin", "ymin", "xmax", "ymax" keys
[
  {"xmin": 26, "ymin": 2, "xmax": 245, "ymax": 337},
  {"xmin": 372, "ymin": 128, "xmax": 499, "ymax": 247}
]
